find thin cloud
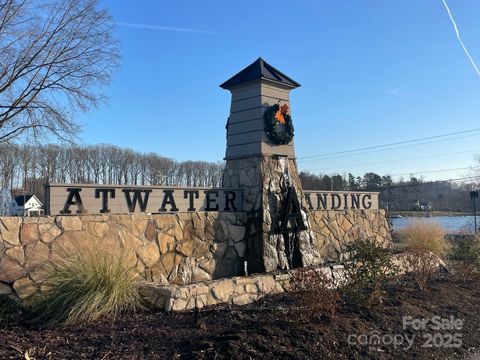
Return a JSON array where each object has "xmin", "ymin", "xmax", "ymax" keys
[
  {"xmin": 441, "ymin": 0, "xmax": 480, "ymax": 78},
  {"xmin": 116, "ymin": 21, "xmax": 216, "ymax": 35}
]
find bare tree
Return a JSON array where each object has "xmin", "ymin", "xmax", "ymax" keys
[{"xmin": 0, "ymin": 0, "xmax": 119, "ymax": 142}]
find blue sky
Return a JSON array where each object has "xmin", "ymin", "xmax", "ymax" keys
[{"xmin": 79, "ymin": 0, "xmax": 480, "ymax": 181}]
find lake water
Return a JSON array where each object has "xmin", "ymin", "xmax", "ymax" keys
[{"xmin": 391, "ymin": 216, "xmax": 478, "ymax": 233}]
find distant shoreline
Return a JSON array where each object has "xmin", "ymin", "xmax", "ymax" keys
[{"xmin": 389, "ymin": 211, "xmax": 473, "ymax": 217}]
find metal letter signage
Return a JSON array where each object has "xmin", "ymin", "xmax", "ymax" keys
[
  {"xmin": 45, "ymin": 184, "xmax": 243, "ymax": 215},
  {"xmin": 280, "ymin": 187, "xmax": 307, "ymax": 233},
  {"xmin": 303, "ymin": 191, "xmax": 379, "ymax": 211}
]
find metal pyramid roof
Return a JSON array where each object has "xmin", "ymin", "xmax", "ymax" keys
[{"xmin": 220, "ymin": 58, "xmax": 301, "ymax": 89}]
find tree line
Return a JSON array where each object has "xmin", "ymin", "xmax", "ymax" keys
[
  {"xmin": 0, "ymin": 143, "xmax": 224, "ymax": 203},
  {"xmin": 1, "ymin": 142, "xmax": 476, "ymax": 213},
  {"xmin": 299, "ymin": 171, "xmax": 476, "ymax": 213}
]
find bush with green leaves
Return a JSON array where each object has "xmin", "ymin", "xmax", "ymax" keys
[
  {"xmin": 340, "ymin": 238, "xmax": 396, "ymax": 307},
  {"xmin": 449, "ymin": 235, "xmax": 480, "ymax": 275},
  {"xmin": 32, "ymin": 244, "xmax": 142, "ymax": 326}
]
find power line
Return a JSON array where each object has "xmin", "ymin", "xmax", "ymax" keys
[
  {"xmin": 298, "ymin": 128, "xmax": 480, "ymax": 161},
  {"xmin": 302, "ymin": 148, "xmax": 480, "ymax": 173},
  {"xmin": 377, "ymin": 175, "xmax": 480, "ymax": 190},
  {"xmin": 390, "ymin": 167, "xmax": 471, "ymax": 177}
]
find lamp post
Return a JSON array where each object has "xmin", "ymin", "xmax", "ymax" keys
[{"xmin": 471, "ymin": 190, "xmax": 479, "ymax": 234}]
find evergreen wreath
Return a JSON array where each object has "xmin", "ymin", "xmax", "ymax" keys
[{"xmin": 263, "ymin": 104, "xmax": 294, "ymax": 145}]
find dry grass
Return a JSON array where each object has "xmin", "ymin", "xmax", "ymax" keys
[
  {"xmin": 289, "ymin": 268, "xmax": 340, "ymax": 321},
  {"xmin": 32, "ymin": 243, "xmax": 142, "ymax": 327},
  {"xmin": 403, "ymin": 247, "xmax": 440, "ymax": 290},
  {"xmin": 398, "ymin": 220, "xmax": 450, "ymax": 257}
]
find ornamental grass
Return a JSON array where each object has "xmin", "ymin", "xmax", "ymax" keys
[
  {"xmin": 32, "ymin": 243, "xmax": 142, "ymax": 327},
  {"xmin": 398, "ymin": 219, "xmax": 450, "ymax": 257}
]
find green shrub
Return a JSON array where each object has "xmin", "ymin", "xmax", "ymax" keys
[
  {"xmin": 398, "ymin": 220, "xmax": 450, "ymax": 256},
  {"xmin": 449, "ymin": 235, "xmax": 480, "ymax": 275},
  {"xmin": 289, "ymin": 267, "xmax": 340, "ymax": 321},
  {"xmin": 32, "ymin": 244, "xmax": 142, "ymax": 326},
  {"xmin": 341, "ymin": 239, "xmax": 396, "ymax": 307}
]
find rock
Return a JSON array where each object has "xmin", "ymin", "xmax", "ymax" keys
[
  {"xmin": 20, "ymin": 223, "xmax": 39, "ymax": 244},
  {"xmin": 144, "ymin": 221, "xmax": 156, "ymax": 242},
  {"xmin": 234, "ymin": 241, "xmax": 246, "ymax": 257},
  {"xmin": 98, "ymin": 229, "xmax": 123, "ymax": 252},
  {"xmin": 153, "ymin": 215, "xmax": 177, "ymax": 232},
  {"xmin": 120, "ymin": 230, "xmax": 143, "ymax": 251},
  {"xmin": 51, "ymin": 231, "xmax": 90, "ymax": 256},
  {"xmin": 29, "ymin": 267, "xmax": 48, "ymax": 283},
  {"xmin": 0, "ymin": 256, "xmax": 25, "ymax": 282},
  {"xmin": 13, "ymin": 277, "xmax": 37, "ymax": 299},
  {"xmin": 244, "ymin": 283, "xmax": 257, "ymax": 294},
  {"xmin": 176, "ymin": 240, "xmax": 195, "ymax": 257},
  {"xmin": 24, "ymin": 241, "xmax": 50, "ymax": 270},
  {"xmin": 255, "ymin": 276, "xmax": 278, "ymax": 294},
  {"xmin": 211, "ymin": 281, "xmax": 235, "ymax": 301},
  {"xmin": 85, "ymin": 221, "xmax": 109, "ymax": 238},
  {"xmin": 6, "ymin": 246, "xmax": 25, "ymax": 265},
  {"xmin": 170, "ymin": 298, "xmax": 187, "ymax": 311},
  {"xmin": 158, "ymin": 233, "xmax": 175, "ymax": 255},
  {"xmin": 39, "ymin": 224, "xmax": 62, "ymax": 243},
  {"xmin": 0, "ymin": 282, "xmax": 13, "ymax": 295},
  {"xmin": 211, "ymin": 240, "xmax": 228, "ymax": 256},
  {"xmin": 132, "ymin": 217, "xmax": 148, "ymax": 237},
  {"xmin": 147, "ymin": 264, "xmax": 169, "ymax": 284},
  {"xmin": 228, "ymin": 224, "xmax": 245, "ymax": 242},
  {"xmin": 113, "ymin": 215, "xmax": 133, "ymax": 232},
  {"xmin": 136, "ymin": 242, "xmax": 160, "ymax": 267},
  {"xmin": 224, "ymin": 246, "xmax": 238, "ymax": 260},
  {"xmin": 182, "ymin": 223, "xmax": 193, "ymax": 240},
  {"xmin": 0, "ymin": 217, "xmax": 22, "ymax": 246},
  {"xmin": 233, "ymin": 294, "xmax": 255, "ymax": 305},
  {"xmin": 192, "ymin": 266, "xmax": 211, "ymax": 282},
  {"xmin": 192, "ymin": 213, "xmax": 204, "ymax": 230},
  {"xmin": 57, "ymin": 216, "xmax": 83, "ymax": 231},
  {"xmin": 161, "ymin": 253, "xmax": 181, "ymax": 277},
  {"xmin": 124, "ymin": 249, "xmax": 138, "ymax": 269},
  {"xmin": 198, "ymin": 257, "xmax": 215, "ymax": 274}
]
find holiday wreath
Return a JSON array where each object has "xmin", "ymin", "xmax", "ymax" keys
[{"xmin": 263, "ymin": 103, "xmax": 294, "ymax": 145}]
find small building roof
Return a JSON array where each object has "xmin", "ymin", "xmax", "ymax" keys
[
  {"xmin": 14, "ymin": 194, "xmax": 43, "ymax": 207},
  {"xmin": 220, "ymin": 57, "xmax": 301, "ymax": 89},
  {"xmin": 14, "ymin": 195, "xmax": 34, "ymax": 206}
]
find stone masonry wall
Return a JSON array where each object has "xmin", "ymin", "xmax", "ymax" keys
[
  {"xmin": 308, "ymin": 209, "xmax": 392, "ymax": 263},
  {"xmin": 140, "ymin": 250, "xmax": 444, "ymax": 312},
  {"xmin": 0, "ymin": 213, "xmax": 248, "ymax": 300},
  {"xmin": 0, "ymin": 210, "xmax": 391, "ymax": 301}
]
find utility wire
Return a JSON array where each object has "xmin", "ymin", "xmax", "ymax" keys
[
  {"xmin": 370, "ymin": 175, "xmax": 480, "ymax": 191},
  {"xmin": 303, "ymin": 148, "xmax": 480, "ymax": 173},
  {"xmin": 298, "ymin": 128, "xmax": 480, "ymax": 161},
  {"xmin": 390, "ymin": 167, "xmax": 471, "ymax": 177}
]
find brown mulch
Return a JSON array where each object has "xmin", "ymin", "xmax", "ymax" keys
[{"xmin": 1, "ymin": 270, "xmax": 480, "ymax": 359}]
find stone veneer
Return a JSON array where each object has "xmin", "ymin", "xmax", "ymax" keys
[
  {"xmin": 308, "ymin": 209, "xmax": 391, "ymax": 263},
  {"xmin": 223, "ymin": 156, "xmax": 391, "ymax": 273},
  {"xmin": 0, "ymin": 213, "xmax": 248, "ymax": 300},
  {"xmin": 140, "ymin": 265, "xmax": 345, "ymax": 311},
  {"xmin": 140, "ymin": 251, "xmax": 444, "ymax": 312},
  {"xmin": 0, "ymin": 210, "xmax": 390, "ymax": 301}
]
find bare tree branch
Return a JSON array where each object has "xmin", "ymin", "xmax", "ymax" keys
[{"xmin": 0, "ymin": 0, "xmax": 119, "ymax": 143}]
